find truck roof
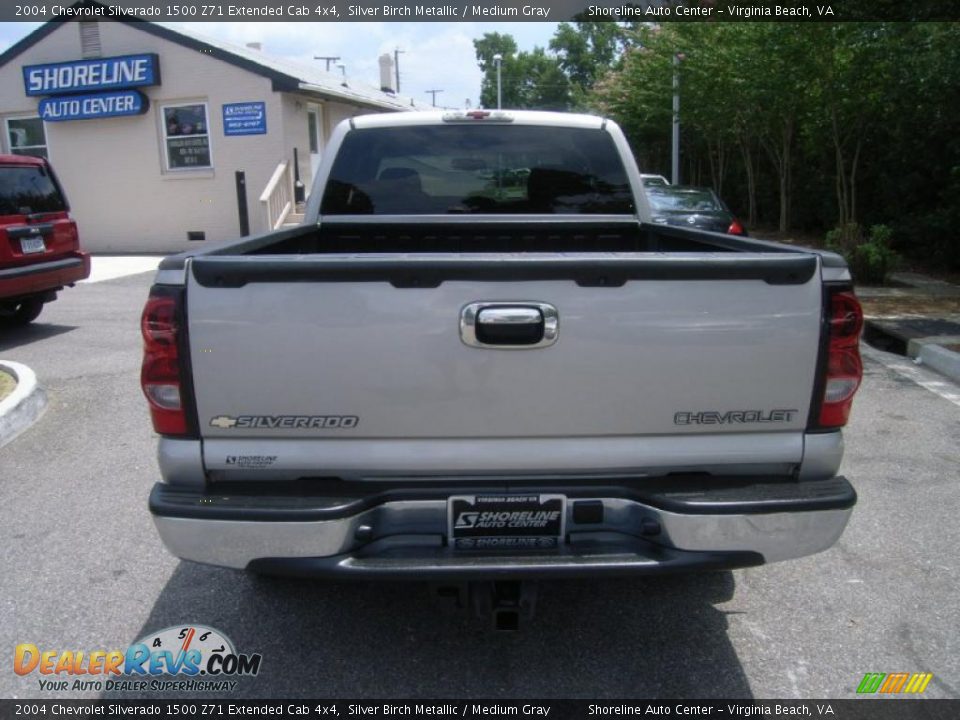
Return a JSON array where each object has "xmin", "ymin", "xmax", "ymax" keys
[{"xmin": 350, "ymin": 110, "xmax": 608, "ymax": 131}]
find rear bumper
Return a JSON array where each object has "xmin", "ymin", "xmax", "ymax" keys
[
  {"xmin": 0, "ymin": 253, "xmax": 90, "ymax": 300},
  {"xmin": 150, "ymin": 475, "xmax": 855, "ymax": 579}
]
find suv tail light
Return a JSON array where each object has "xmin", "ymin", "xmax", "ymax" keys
[
  {"xmin": 815, "ymin": 288, "xmax": 864, "ymax": 429},
  {"xmin": 66, "ymin": 220, "xmax": 79, "ymax": 249},
  {"xmin": 141, "ymin": 286, "xmax": 192, "ymax": 436}
]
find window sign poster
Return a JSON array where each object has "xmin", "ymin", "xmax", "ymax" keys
[
  {"xmin": 163, "ymin": 104, "xmax": 211, "ymax": 169},
  {"xmin": 167, "ymin": 136, "xmax": 211, "ymax": 168},
  {"xmin": 223, "ymin": 102, "xmax": 267, "ymax": 136}
]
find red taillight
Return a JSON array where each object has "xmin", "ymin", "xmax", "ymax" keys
[
  {"xmin": 818, "ymin": 290, "xmax": 863, "ymax": 429},
  {"xmin": 67, "ymin": 220, "xmax": 79, "ymax": 248},
  {"xmin": 829, "ymin": 291, "xmax": 864, "ymax": 340},
  {"xmin": 141, "ymin": 289, "xmax": 189, "ymax": 436},
  {"xmin": 727, "ymin": 218, "xmax": 745, "ymax": 235}
]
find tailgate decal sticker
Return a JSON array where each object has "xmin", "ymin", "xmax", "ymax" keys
[
  {"xmin": 209, "ymin": 414, "xmax": 359, "ymax": 429},
  {"xmin": 674, "ymin": 409, "xmax": 798, "ymax": 425}
]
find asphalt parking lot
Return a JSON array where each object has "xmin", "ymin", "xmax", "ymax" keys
[{"xmin": 1, "ymin": 268, "xmax": 958, "ymax": 700}]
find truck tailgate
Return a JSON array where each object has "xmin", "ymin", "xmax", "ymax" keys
[{"xmin": 186, "ymin": 252, "xmax": 822, "ymax": 477}]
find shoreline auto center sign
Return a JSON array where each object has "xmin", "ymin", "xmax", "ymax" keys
[
  {"xmin": 38, "ymin": 90, "xmax": 148, "ymax": 121},
  {"xmin": 23, "ymin": 53, "xmax": 159, "ymax": 121},
  {"xmin": 223, "ymin": 102, "xmax": 266, "ymax": 136}
]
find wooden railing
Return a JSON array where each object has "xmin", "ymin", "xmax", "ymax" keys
[{"xmin": 259, "ymin": 161, "xmax": 293, "ymax": 230}]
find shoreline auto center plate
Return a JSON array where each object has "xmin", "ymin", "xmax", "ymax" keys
[{"xmin": 448, "ymin": 494, "xmax": 566, "ymax": 550}]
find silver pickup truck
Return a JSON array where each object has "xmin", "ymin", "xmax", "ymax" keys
[{"xmin": 141, "ymin": 111, "xmax": 862, "ymax": 607}]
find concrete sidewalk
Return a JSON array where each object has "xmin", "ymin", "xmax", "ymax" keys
[
  {"xmin": 80, "ymin": 254, "xmax": 164, "ymax": 283},
  {"xmin": 859, "ymin": 272, "xmax": 960, "ymax": 384}
]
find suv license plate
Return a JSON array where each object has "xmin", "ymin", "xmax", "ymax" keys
[
  {"xmin": 20, "ymin": 236, "xmax": 46, "ymax": 254},
  {"xmin": 448, "ymin": 494, "xmax": 566, "ymax": 550}
]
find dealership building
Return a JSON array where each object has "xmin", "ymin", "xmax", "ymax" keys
[{"xmin": 0, "ymin": 9, "xmax": 418, "ymax": 252}]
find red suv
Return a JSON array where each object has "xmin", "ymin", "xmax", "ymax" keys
[{"xmin": 0, "ymin": 154, "xmax": 89, "ymax": 326}]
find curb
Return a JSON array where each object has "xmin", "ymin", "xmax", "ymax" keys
[
  {"xmin": 915, "ymin": 344, "xmax": 960, "ymax": 385},
  {"xmin": 864, "ymin": 320, "xmax": 960, "ymax": 385},
  {"xmin": 0, "ymin": 360, "xmax": 47, "ymax": 448}
]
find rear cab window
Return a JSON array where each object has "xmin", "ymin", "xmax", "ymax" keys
[{"xmin": 321, "ymin": 125, "xmax": 635, "ymax": 215}]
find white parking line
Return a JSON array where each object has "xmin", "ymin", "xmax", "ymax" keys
[
  {"xmin": 80, "ymin": 256, "xmax": 163, "ymax": 284},
  {"xmin": 861, "ymin": 343, "xmax": 960, "ymax": 408}
]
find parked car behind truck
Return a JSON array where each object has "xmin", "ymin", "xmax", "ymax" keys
[
  {"xmin": 647, "ymin": 185, "xmax": 747, "ymax": 236},
  {"xmin": 142, "ymin": 111, "xmax": 863, "ymax": 625},
  {"xmin": 0, "ymin": 154, "xmax": 89, "ymax": 326}
]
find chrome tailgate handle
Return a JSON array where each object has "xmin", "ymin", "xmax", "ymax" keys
[
  {"xmin": 478, "ymin": 306, "xmax": 542, "ymax": 326},
  {"xmin": 460, "ymin": 302, "xmax": 559, "ymax": 349}
]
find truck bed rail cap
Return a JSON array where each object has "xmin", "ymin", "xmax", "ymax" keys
[{"xmin": 188, "ymin": 253, "xmax": 818, "ymax": 289}]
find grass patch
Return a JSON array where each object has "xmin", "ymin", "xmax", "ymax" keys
[
  {"xmin": 858, "ymin": 295, "xmax": 960, "ymax": 319},
  {"xmin": 0, "ymin": 368, "xmax": 15, "ymax": 404}
]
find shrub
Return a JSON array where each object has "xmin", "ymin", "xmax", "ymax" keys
[{"xmin": 826, "ymin": 223, "xmax": 898, "ymax": 285}]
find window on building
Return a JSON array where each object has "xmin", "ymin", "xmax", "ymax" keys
[
  {"xmin": 163, "ymin": 103, "xmax": 211, "ymax": 170},
  {"xmin": 6, "ymin": 118, "xmax": 48, "ymax": 159},
  {"xmin": 307, "ymin": 110, "xmax": 319, "ymax": 154}
]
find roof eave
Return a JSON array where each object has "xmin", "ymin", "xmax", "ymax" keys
[
  {"xmin": 0, "ymin": 2, "xmax": 410, "ymax": 114},
  {"xmin": 295, "ymin": 83, "xmax": 413, "ymax": 112}
]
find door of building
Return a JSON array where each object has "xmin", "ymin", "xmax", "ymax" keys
[{"xmin": 307, "ymin": 104, "xmax": 324, "ymax": 189}]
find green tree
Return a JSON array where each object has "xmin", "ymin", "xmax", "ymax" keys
[
  {"xmin": 500, "ymin": 20, "xmax": 960, "ymax": 271},
  {"xmin": 744, "ymin": 24, "xmax": 815, "ymax": 233},
  {"xmin": 549, "ymin": 20, "xmax": 633, "ymax": 107},
  {"xmin": 804, "ymin": 23, "xmax": 899, "ymax": 226},
  {"xmin": 473, "ymin": 33, "xmax": 570, "ymax": 110},
  {"xmin": 591, "ymin": 25, "xmax": 674, "ymax": 171},
  {"xmin": 514, "ymin": 48, "xmax": 571, "ymax": 111},
  {"xmin": 870, "ymin": 22, "xmax": 960, "ymax": 269},
  {"xmin": 594, "ymin": 23, "xmax": 816, "ymax": 232},
  {"xmin": 474, "ymin": 33, "xmax": 519, "ymax": 108}
]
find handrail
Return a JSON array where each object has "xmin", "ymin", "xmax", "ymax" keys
[{"xmin": 259, "ymin": 160, "xmax": 293, "ymax": 230}]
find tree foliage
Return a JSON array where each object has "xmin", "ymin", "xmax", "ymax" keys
[
  {"xmin": 590, "ymin": 22, "xmax": 960, "ymax": 269},
  {"xmin": 472, "ymin": 21, "xmax": 959, "ymax": 271},
  {"xmin": 473, "ymin": 20, "xmax": 636, "ymax": 112},
  {"xmin": 474, "ymin": 33, "xmax": 570, "ymax": 111}
]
